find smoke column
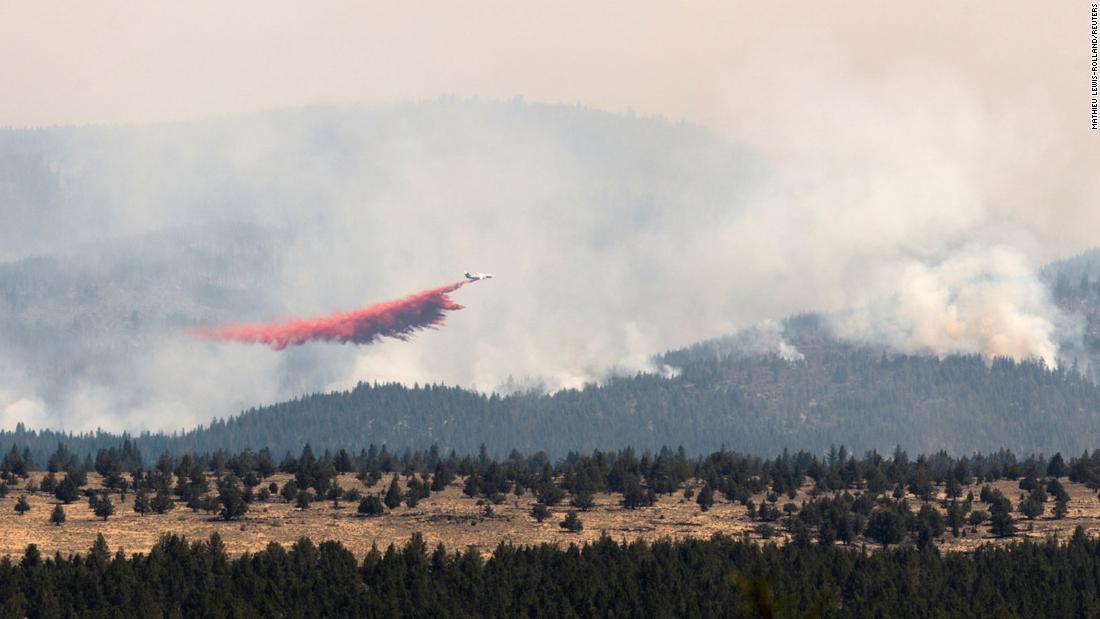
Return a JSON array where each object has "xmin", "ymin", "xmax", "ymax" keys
[{"xmin": 194, "ymin": 280, "xmax": 471, "ymax": 350}]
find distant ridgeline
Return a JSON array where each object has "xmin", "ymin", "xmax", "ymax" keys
[{"xmin": 2, "ymin": 346, "xmax": 1099, "ymax": 464}]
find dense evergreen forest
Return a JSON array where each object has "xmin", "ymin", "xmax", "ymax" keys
[
  {"xmin": 3, "ymin": 530, "xmax": 1100, "ymax": 617},
  {"xmin": 2, "ymin": 339, "xmax": 1098, "ymax": 462}
]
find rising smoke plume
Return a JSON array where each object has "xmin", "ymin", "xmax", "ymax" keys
[
  {"xmin": 826, "ymin": 246, "xmax": 1079, "ymax": 366},
  {"xmin": 194, "ymin": 280, "xmax": 471, "ymax": 350}
]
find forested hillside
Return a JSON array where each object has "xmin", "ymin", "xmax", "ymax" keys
[
  {"xmin": 3, "ymin": 249, "xmax": 1099, "ymax": 463},
  {"xmin": 3, "ymin": 344, "xmax": 1097, "ymax": 462}
]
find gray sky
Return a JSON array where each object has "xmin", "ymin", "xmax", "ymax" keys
[
  {"xmin": 3, "ymin": 1, "xmax": 1096, "ymax": 248},
  {"xmin": 0, "ymin": 2, "xmax": 1086, "ymax": 129}
]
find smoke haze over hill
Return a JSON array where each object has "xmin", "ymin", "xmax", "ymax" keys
[
  {"xmin": 0, "ymin": 94, "xmax": 1094, "ymax": 433},
  {"xmin": 3, "ymin": 1, "xmax": 1097, "ymax": 435}
]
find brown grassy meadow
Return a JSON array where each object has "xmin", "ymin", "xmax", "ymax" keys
[{"xmin": 1, "ymin": 472, "xmax": 1098, "ymax": 558}]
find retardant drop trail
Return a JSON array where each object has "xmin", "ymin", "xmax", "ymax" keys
[{"xmin": 192, "ymin": 279, "xmax": 472, "ymax": 350}]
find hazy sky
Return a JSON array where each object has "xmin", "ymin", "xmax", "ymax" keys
[
  {"xmin": 0, "ymin": 2, "xmax": 1085, "ymax": 128},
  {"xmin": 3, "ymin": 1, "xmax": 1096, "ymax": 247}
]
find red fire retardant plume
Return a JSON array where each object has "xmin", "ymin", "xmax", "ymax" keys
[{"xmin": 193, "ymin": 280, "xmax": 470, "ymax": 350}]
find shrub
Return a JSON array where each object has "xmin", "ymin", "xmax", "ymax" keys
[
  {"xmin": 358, "ymin": 495, "xmax": 384, "ymax": 516},
  {"xmin": 560, "ymin": 510, "xmax": 583, "ymax": 532},
  {"xmin": 531, "ymin": 503, "xmax": 550, "ymax": 523}
]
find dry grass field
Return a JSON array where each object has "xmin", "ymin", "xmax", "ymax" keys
[{"xmin": 1, "ymin": 472, "xmax": 1098, "ymax": 559}]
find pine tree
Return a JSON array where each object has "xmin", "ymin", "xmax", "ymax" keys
[
  {"xmin": 865, "ymin": 508, "xmax": 906, "ymax": 548},
  {"xmin": 892, "ymin": 482, "xmax": 906, "ymax": 500},
  {"xmin": 384, "ymin": 475, "xmax": 404, "ymax": 509},
  {"xmin": 431, "ymin": 463, "xmax": 454, "ymax": 491},
  {"xmin": 570, "ymin": 490, "xmax": 595, "ymax": 511},
  {"xmin": 945, "ymin": 500, "xmax": 967, "ymax": 537},
  {"xmin": 280, "ymin": 480, "xmax": 298, "ymax": 503},
  {"xmin": 536, "ymin": 482, "xmax": 565, "ymax": 506},
  {"xmin": 13, "ymin": 495, "xmax": 29, "ymax": 515},
  {"xmin": 696, "ymin": 484, "xmax": 715, "ymax": 512},
  {"xmin": 1047, "ymin": 478, "xmax": 1070, "ymax": 502},
  {"xmin": 152, "ymin": 489, "xmax": 175, "ymax": 514},
  {"xmin": 531, "ymin": 503, "xmax": 550, "ymax": 522},
  {"xmin": 1019, "ymin": 491, "xmax": 1045, "ymax": 520},
  {"xmin": 54, "ymin": 476, "xmax": 79, "ymax": 504},
  {"xmin": 357, "ymin": 495, "xmax": 384, "ymax": 516},
  {"xmin": 990, "ymin": 500, "xmax": 1015, "ymax": 538},
  {"xmin": 1048, "ymin": 453, "xmax": 1067, "ymax": 478},
  {"xmin": 334, "ymin": 449, "xmax": 353, "ymax": 473},
  {"xmin": 1053, "ymin": 497, "xmax": 1069, "ymax": 520},
  {"xmin": 463, "ymin": 473, "xmax": 480, "ymax": 498},
  {"xmin": 49, "ymin": 504, "xmax": 65, "ymax": 526},
  {"xmin": 39, "ymin": 474, "xmax": 57, "ymax": 494},
  {"xmin": 94, "ymin": 496, "xmax": 115, "ymax": 521},
  {"xmin": 133, "ymin": 490, "xmax": 151, "ymax": 516},
  {"xmin": 218, "ymin": 482, "xmax": 248, "ymax": 521},
  {"xmin": 945, "ymin": 476, "xmax": 962, "ymax": 499},
  {"xmin": 915, "ymin": 503, "xmax": 944, "ymax": 549},
  {"xmin": 622, "ymin": 476, "xmax": 654, "ymax": 509}
]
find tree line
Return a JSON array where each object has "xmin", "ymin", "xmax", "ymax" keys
[{"xmin": 4, "ymin": 530, "xmax": 1100, "ymax": 617}]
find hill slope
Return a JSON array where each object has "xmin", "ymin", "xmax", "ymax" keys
[
  {"xmin": 5, "ymin": 250, "xmax": 1100, "ymax": 462},
  {"xmin": 4, "ymin": 340, "xmax": 1098, "ymax": 462},
  {"xmin": 0, "ymin": 100, "xmax": 761, "ymax": 430}
]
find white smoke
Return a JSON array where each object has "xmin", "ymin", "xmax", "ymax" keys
[
  {"xmin": 827, "ymin": 245, "xmax": 1079, "ymax": 365},
  {"xmin": 708, "ymin": 29, "xmax": 1086, "ymax": 368},
  {"xmin": 694, "ymin": 320, "xmax": 805, "ymax": 362},
  {"xmin": 0, "ymin": 393, "xmax": 49, "ymax": 433}
]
